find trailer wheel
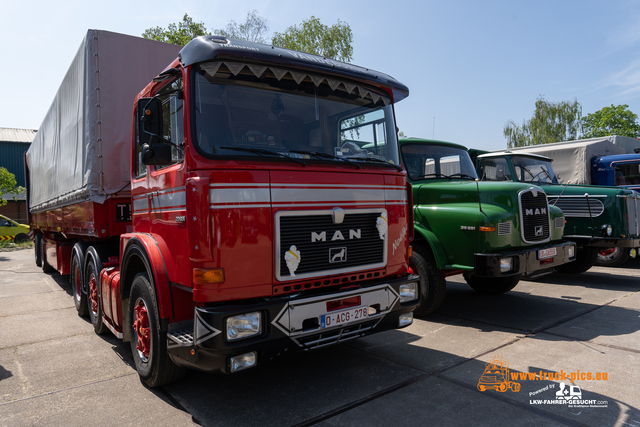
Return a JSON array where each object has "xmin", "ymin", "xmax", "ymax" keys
[
  {"xmin": 70, "ymin": 252, "xmax": 88, "ymax": 317},
  {"xmin": 410, "ymin": 245, "xmax": 447, "ymax": 316},
  {"xmin": 595, "ymin": 247, "xmax": 630, "ymax": 267},
  {"xmin": 86, "ymin": 257, "xmax": 108, "ymax": 334},
  {"xmin": 129, "ymin": 272, "xmax": 185, "ymax": 387},
  {"xmin": 41, "ymin": 236, "xmax": 55, "ymax": 274},
  {"xmin": 463, "ymin": 272, "xmax": 521, "ymax": 295},
  {"xmin": 34, "ymin": 234, "xmax": 42, "ymax": 267},
  {"xmin": 555, "ymin": 247, "xmax": 598, "ymax": 274}
]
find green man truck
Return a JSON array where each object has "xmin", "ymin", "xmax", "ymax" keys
[
  {"xmin": 473, "ymin": 148, "xmax": 640, "ymax": 271},
  {"xmin": 399, "ymin": 138, "xmax": 575, "ymax": 316}
]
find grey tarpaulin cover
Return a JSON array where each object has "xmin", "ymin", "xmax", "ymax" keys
[
  {"xmin": 502, "ymin": 137, "xmax": 628, "ymax": 185},
  {"xmin": 27, "ymin": 30, "xmax": 180, "ymax": 212}
]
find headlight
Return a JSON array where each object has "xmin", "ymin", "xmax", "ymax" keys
[
  {"xmin": 399, "ymin": 282, "xmax": 418, "ymax": 302},
  {"xmin": 600, "ymin": 224, "xmax": 613, "ymax": 236},
  {"xmin": 568, "ymin": 245, "xmax": 576, "ymax": 258},
  {"xmin": 226, "ymin": 312, "xmax": 262, "ymax": 341},
  {"xmin": 398, "ymin": 312, "xmax": 413, "ymax": 327},
  {"xmin": 500, "ymin": 257, "xmax": 513, "ymax": 273}
]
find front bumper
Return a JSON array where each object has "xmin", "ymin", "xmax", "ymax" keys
[
  {"xmin": 166, "ymin": 275, "xmax": 419, "ymax": 373},
  {"xmin": 563, "ymin": 236, "xmax": 640, "ymax": 248},
  {"xmin": 473, "ymin": 241, "xmax": 576, "ymax": 277}
]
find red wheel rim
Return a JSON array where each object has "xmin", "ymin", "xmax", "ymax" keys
[
  {"xmin": 88, "ymin": 276, "xmax": 99, "ymax": 315},
  {"xmin": 133, "ymin": 299, "xmax": 151, "ymax": 362},
  {"xmin": 73, "ymin": 264, "xmax": 82, "ymax": 301}
]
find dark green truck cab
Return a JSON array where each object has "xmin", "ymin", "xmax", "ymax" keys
[
  {"xmin": 471, "ymin": 150, "xmax": 640, "ymax": 269},
  {"xmin": 400, "ymin": 139, "xmax": 576, "ymax": 315}
]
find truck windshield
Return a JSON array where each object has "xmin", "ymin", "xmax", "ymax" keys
[
  {"xmin": 613, "ymin": 163, "xmax": 640, "ymax": 186},
  {"xmin": 400, "ymin": 144, "xmax": 478, "ymax": 181},
  {"xmin": 192, "ymin": 61, "xmax": 399, "ymax": 167},
  {"xmin": 511, "ymin": 156, "xmax": 558, "ymax": 184}
]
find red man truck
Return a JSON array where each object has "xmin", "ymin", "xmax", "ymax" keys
[{"xmin": 26, "ymin": 30, "xmax": 419, "ymax": 386}]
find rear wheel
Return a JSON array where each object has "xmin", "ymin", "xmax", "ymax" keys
[
  {"xmin": 13, "ymin": 233, "xmax": 29, "ymax": 244},
  {"xmin": 410, "ymin": 245, "xmax": 447, "ymax": 316},
  {"xmin": 34, "ymin": 234, "xmax": 42, "ymax": 267},
  {"xmin": 129, "ymin": 272, "xmax": 185, "ymax": 387},
  {"xmin": 70, "ymin": 252, "xmax": 88, "ymax": 317},
  {"xmin": 86, "ymin": 256, "xmax": 108, "ymax": 334},
  {"xmin": 555, "ymin": 247, "xmax": 598, "ymax": 274},
  {"xmin": 463, "ymin": 272, "xmax": 521, "ymax": 294},
  {"xmin": 41, "ymin": 236, "xmax": 55, "ymax": 273},
  {"xmin": 596, "ymin": 247, "xmax": 630, "ymax": 267}
]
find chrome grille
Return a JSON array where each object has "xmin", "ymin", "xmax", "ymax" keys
[
  {"xmin": 627, "ymin": 196, "xmax": 639, "ymax": 236},
  {"xmin": 520, "ymin": 189, "xmax": 550, "ymax": 243},
  {"xmin": 497, "ymin": 222, "xmax": 512, "ymax": 235},
  {"xmin": 548, "ymin": 197, "xmax": 605, "ymax": 217},
  {"xmin": 276, "ymin": 210, "xmax": 386, "ymax": 281}
]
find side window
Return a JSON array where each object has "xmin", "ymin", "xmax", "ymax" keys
[
  {"xmin": 134, "ymin": 109, "xmax": 146, "ymax": 178},
  {"xmin": 339, "ymin": 110, "xmax": 391, "ymax": 160},
  {"xmin": 156, "ymin": 78, "xmax": 184, "ymax": 170}
]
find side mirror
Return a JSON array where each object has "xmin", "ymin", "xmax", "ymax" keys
[
  {"xmin": 137, "ymin": 98, "xmax": 163, "ymax": 147},
  {"xmin": 141, "ymin": 143, "xmax": 172, "ymax": 165}
]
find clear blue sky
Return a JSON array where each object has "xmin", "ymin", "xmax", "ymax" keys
[{"xmin": 1, "ymin": 0, "xmax": 639, "ymax": 151}]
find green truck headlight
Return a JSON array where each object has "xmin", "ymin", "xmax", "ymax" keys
[
  {"xmin": 399, "ymin": 282, "xmax": 418, "ymax": 302},
  {"xmin": 568, "ymin": 245, "xmax": 576, "ymax": 258},
  {"xmin": 500, "ymin": 257, "xmax": 513, "ymax": 273},
  {"xmin": 230, "ymin": 352, "xmax": 257, "ymax": 372},
  {"xmin": 226, "ymin": 312, "xmax": 262, "ymax": 341},
  {"xmin": 600, "ymin": 224, "xmax": 613, "ymax": 236}
]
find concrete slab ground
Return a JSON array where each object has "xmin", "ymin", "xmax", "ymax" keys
[{"xmin": 1, "ymin": 247, "xmax": 639, "ymax": 427}]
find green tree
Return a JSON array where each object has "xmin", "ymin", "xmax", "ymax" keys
[
  {"xmin": 581, "ymin": 104, "xmax": 640, "ymax": 139},
  {"xmin": 142, "ymin": 13, "xmax": 210, "ymax": 46},
  {"xmin": 272, "ymin": 16, "xmax": 353, "ymax": 62},
  {"xmin": 504, "ymin": 96, "xmax": 582, "ymax": 148},
  {"xmin": 0, "ymin": 167, "xmax": 24, "ymax": 207},
  {"xmin": 214, "ymin": 10, "xmax": 269, "ymax": 43}
]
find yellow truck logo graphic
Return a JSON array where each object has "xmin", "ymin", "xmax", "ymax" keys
[{"xmin": 477, "ymin": 356, "xmax": 521, "ymax": 393}]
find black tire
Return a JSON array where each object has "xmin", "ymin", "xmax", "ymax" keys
[
  {"xmin": 86, "ymin": 256, "xmax": 108, "ymax": 334},
  {"xmin": 70, "ymin": 251, "xmax": 89, "ymax": 317},
  {"xmin": 596, "ymin": 247, "xmax": 630, "ymax": 267},
  {"xmin": 410, "ymin": 245, "xmax": 447, "ymax": 316},
  {"xmin": 463, "ymin": 272, "xmax": 521, "ymax": 294},
  {"xmin": 129, "ymin": 272, "xmax": 185, "ymax": 387},
  {"xmin": 34, "ymin": 234, "xmax": 42, "ymax": 267},
  {"xmin": 555, "ymin": 247, "xmax": 598, "ymax": 274},
  {"xmin": 13, "ymin": 233, "xmax": 29, "ymax": 244},
  {"xmin": 41, "ymin": 236, "xmax": 55, "ymax": 274}
]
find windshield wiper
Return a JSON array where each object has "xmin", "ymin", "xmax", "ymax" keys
[
  {"xmin": 221, "ymin": 147, "xmax": 308, "ymax": 166},
  {"xmin": 415, "ymin": 173, "xmax": 447, "ymax": 179},
  {"xmin": 449, "ymin": 173, "xmax": 477, "ymax": 180},
  {"xmin": 348, "ymin": 156, "xmax": 403, "ymax": 171},
  {"xmin": 540, "ymin": 167, "xmax": 553, "ymax": 182},
  {"xmin": 289, "ymin": 150, "xmax": 361, "ymax": 169}
]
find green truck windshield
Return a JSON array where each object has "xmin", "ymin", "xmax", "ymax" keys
[
  {"xmin": 401, "ymin": 144, "xmax": 478, "ymax": 180},
  {"xmin": 192, "ymin": 61, "xmax": 399, "ymax": 166}
]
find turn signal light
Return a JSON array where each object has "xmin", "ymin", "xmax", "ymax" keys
[
  {"xmin": 480, "ymin": 226, "xmax": 496, "ymax": 232},
  {"xmin": 407, "ymin": 245, "xmax": 413, "ymax": 258},
  {"xmin": 193, "ymin": 268, "xmax": 225, "ymax": 284}
]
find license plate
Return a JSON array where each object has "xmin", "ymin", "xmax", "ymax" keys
[
  {"xmin": 321, "ymin": 306, "xmax": 368, "ymax": 328},
  {"xmin": 538, "ymin": 247, "xmax": 557, "ymax": 259}
]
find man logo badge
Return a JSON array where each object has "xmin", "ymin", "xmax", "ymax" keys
[
  {"xmin": 329, "ymin": 247, "xmax": 347, "ymax": 263},
  {"xmin": 535, "ymin": 225, "xmax": 544, "ymax": 236}
]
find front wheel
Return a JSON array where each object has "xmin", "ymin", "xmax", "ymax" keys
[
  {"xmin": 555, "ymin": 247, "xmax": 598, "ymax": 274},
  {"xmin": 129, "ymin": 272, "xmax": 185, "ymax": 387},
  {"xmin": 596, "ymin": 247, "xmax": 630, "ymax": 267},
  {"xmin": 463, "ymin": 272, "xmax": 521, "ymax": 294},
  {"xmin": 409, "ymin": 246, "xmax": 447, "ymax": 316},
  {"xmin": 13, "ymin": 233, "xmax": 29, "ymax": 244}
]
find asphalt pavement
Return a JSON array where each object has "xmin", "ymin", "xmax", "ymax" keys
[{"xmin": 1, "ymin": 247, "xmax": 639, "ymax": 427}]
